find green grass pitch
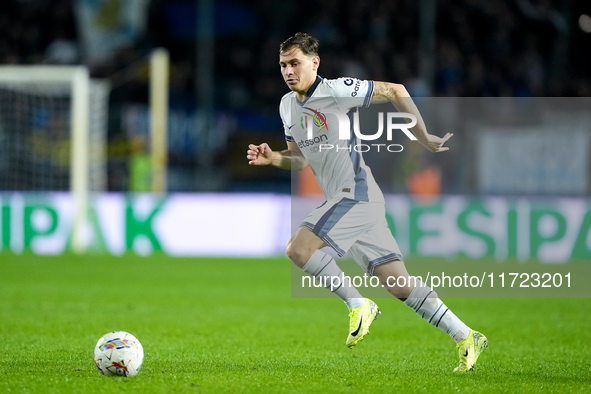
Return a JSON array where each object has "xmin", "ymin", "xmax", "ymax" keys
[{"xmin": 1, "ymin": 254, "xmax": 590, "ymax": 393}]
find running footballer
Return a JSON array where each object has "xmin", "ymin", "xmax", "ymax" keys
[{"xmin": 246, "ymin": 32, "xmax": 487, "ymax": 372}]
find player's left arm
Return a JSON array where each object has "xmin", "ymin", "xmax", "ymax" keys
[
  {"xmin": 247, "ymin": 141, "xmax": 308, "ymax": 170},
  {"xmin": 371, "ymin": 81, "xmax": 453, "ymax": 153}
]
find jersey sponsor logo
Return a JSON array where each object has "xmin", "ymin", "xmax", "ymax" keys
[
  {"xmin": 298, "ymin": 134, "xmax": 328, "ymax": 150},
  {"xmin": 351, "ymin": 79, "xmax": 361, "ymax": 97},
  {"xmin": 344, "ymin": 78, "xmax": 354, "ymax": 86}
]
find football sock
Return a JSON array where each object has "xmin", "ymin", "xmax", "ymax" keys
[
  {"xmin": 403, "ymin": 280, "xmax": 470, "ymax": 344},
  {"xmin": 302, "ymin": 250, "xmax": 365, "ymax": 309}
]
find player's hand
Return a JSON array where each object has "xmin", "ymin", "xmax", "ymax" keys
[
  {"xmin": 422, "ymin": 133, "xmax": 453, "ymax": 153},
  {"xmin": 247, "ymin": 143, "xmax": 274, "ymax": 165}
]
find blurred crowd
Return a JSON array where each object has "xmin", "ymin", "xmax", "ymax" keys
[
  {"xmin": 1, "ymin": 0, "xmax": 590, "ymax": 193},
  {"xmin": 0, "ymin": 0, "xmax": 78, "ymax": 65}
]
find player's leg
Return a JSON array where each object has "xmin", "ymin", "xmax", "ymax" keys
[
  {"xmin": 372, "ymin": 261, "xmax": 488, "ymax": 372},
  {"xmin": 288, "ymin": 226, "xmax": 365, "ymax": 310},
  {"xmin": 350, "ymin": 222, "xmax": 487, "ymax": 372},
  {"xmin": 287, "ymin": 226, "xmax": 326, "ymax": 268},
  {"xmin": 288, "ymin": 228, "xmax": 377, "ymax": 348},
  {"xmin": 372, "ymin": 260, "xmax": 476, "ymax": 343},
  {"xmin": 354, "ymin": 225, "xmax": 473, "ymax": 342},
  {"xmin": 294, "ymin": 198, "xmax": 391, "ymax": 347},
  {"xmin": 373, "ymin": 260, "xmax": 472, "ymax": 342}
]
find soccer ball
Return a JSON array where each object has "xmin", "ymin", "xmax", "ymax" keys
[{"xmin": 94, "ymin": 331, "xmax": 144, "ymax": 377}]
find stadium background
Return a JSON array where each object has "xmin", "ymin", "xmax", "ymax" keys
[
  {"xmin": 1, "ymin": 1, "xmax": 591, "ymax": 393},
  {"xmin": 1, "ymin": 0, "xmax": 590, "ymax": 194},
  {"xmin": 1, "ymin": 0, "xmax": 591, "ymax": 260}
]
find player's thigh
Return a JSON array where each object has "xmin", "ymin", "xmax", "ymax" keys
[
  {"xmin": 348, "ymin": 224, "xmax": 404, "ymax": 275},
  {"xmin": 290, "ymin": 226, "xmax": 327, "ymax": 267},
  {"xmin": 348, "ymin": 225, "xmax": 413, "ymax": 299},
  {"xmin": 299, "ymin": 197, "xmax": 371, "ymax": 259}
]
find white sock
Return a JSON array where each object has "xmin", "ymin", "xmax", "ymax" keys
[
  {"xmin": 301, "ymin": 250, "xmax": 365, "ymax": 309},
  {"xmin": 403, "ymin": 281, "xmax": 470, "ymax": 344}
]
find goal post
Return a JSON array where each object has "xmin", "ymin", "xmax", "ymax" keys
[
  {"xmin": 150, "ymin": 48, "xmax": 169, "ymax": 193},
  {"xmin": 0, "ymin": 65, "xmax": 109, "ymax": 254},
  {"xmin": 70, "ymin": 67, "xmax": 90, "ymax": 254}
]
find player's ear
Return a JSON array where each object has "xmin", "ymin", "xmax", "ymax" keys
[{"xmin": 312, "ymin": 56, "xmax": 320, "ymax": 71}]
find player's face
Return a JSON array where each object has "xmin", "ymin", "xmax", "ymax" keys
[{"xmin": 279, "ymin": 48, "xmax": 319, "ymax": 97}]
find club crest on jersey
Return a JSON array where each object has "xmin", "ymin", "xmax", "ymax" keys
[{"xmin": 301, "ymin": 107, "xmax": 328, "ymax": 133}]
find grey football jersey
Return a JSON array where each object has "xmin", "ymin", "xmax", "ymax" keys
[{"xmin": 280, "ymin": 76, "xmax": 384, "ymax": 203}]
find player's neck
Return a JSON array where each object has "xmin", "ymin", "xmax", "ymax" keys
[
  {"xmin": 296, "ymin": 92, "xmax": 307, "ymax": 101},
  {"xmin": 295, "ymin": 76, "xmax": 317, "ymax": 101}
]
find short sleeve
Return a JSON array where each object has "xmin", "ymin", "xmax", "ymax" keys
[
  {"xmin": 279, "ymin": 96, "xmax": 295, "ymax": 142},
  {"xmin": 329, "ymin": 77, "xmax": 375, "ymax": 109}
]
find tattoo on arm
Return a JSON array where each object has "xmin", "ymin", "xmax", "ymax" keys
[
  {"xmin": 372, "ymin": 82, "xmax": 397, "ymax": 103},
  {"xmin": 376, "ymin": 82, "xmax": 397, "ymax": 97}
]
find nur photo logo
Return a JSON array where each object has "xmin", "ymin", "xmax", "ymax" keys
[{"xmin": 303, "ymin": 109, "xmax": 418, "ymax": 152}]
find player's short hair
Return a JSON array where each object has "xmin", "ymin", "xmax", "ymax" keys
[{"xmin": 279, "ymin": 32, "xmax": 319, "ymax": 57}]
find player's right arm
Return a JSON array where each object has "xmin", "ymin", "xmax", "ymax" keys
[
  {"xmin": 247, "ymin": 141, "xmax": 308, "ymax": 170},
  {"xmin": 372, "ymin": 82, "xmax": 453, "ymax": 153}
]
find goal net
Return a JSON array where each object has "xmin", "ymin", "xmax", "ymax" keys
[{"xmin": 0, "ymin": 66, "xmax": 109, "ymax": 252}]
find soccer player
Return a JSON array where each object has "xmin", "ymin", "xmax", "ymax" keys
[{"xmin": 246, "ymin": 32, "xmax": 487, "ymax": 372}]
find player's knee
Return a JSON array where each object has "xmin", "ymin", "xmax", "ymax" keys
[
  {"xmin": 289, "ymin": 244, "xmax": 312, "ymax": 268},
  {"xmin": 285, "ymin": 238, "xmax": 292, "ymax": 260},
  {"xmin": 289, "ymin": 249, "xmax": 307, "ymax": 268}
]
